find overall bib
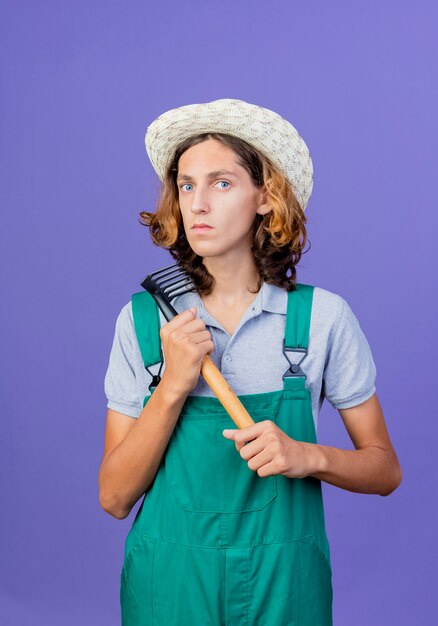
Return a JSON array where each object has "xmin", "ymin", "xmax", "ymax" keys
[{"xmin": 121, "ymin": 284, "xmax": 333, "ymax": 625}]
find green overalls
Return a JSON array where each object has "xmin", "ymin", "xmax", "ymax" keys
[{"xmin": 121, "ymin": 283, "xmax": 333, "ymax": 625}]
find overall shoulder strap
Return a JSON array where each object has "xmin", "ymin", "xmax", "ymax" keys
[
  {"xmin": 131, "ymin": 291, "xmax": 163, "ymax": 369},
  {"xmin": 285, "ymin": 283, "xmax": 314, "ymax": 348},
  {"xmin": 283, "ymin": 283, "xmax": 314, "ymax": 378}
]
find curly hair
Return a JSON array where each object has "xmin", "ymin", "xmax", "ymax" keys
[{"xmin": 139, "ymin": 132, "xmax": 310, "ymax": 295}]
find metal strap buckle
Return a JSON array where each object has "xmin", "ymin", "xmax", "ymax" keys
[
  {"xmin": 145, "ymin": 361, "xmax": 163, "ymax": 391},
  {"xmin": 282, "ymin": 339, "xmax": 308, "ymax": 379}
]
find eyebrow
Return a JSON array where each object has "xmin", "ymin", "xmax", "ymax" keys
[{"xmin": 176, "ymin": 169, "xmax": 239, "ymax": 182}]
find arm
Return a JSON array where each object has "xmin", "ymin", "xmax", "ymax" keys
[
  {"xmin": 307, "ymin": 299, "xmax": 401, "ymax": 495},
  {"xmin": 99, "ymin": 306, "xmax": 215, "ymax": 520},
  {"xmin": 224, "ymin": 392, "xmax": 402, "ymax": 497},
  {"xmin": 224, "ymin": 300, "xmax": 398, "ymax": 495},
  {"xmin": 305, "ymin": 392, "xmax": 403, "ymax": 496},
  {"xmin": 98, "ymin": 374, "xmax": 187, "ymax": 520}
]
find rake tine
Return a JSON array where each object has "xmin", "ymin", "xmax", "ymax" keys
[
  {"xmin": 156, "ymin": 271, "xmax": 190, "ymax": 290},
  {"xmin": 148, "ymin": 263, "xmax": 184, "ymax": 283},
  {"xmin": 141, "ymin": 262, "xmax": 197, "ymax": 306},
  {"xmin": 165, "ymin": 277, "xmax": 196, "ymax": 300}
]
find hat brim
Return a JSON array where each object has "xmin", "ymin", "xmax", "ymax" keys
[{"xmin": 145, "ymin": 98, "xmax": 313, "ymax": 211}]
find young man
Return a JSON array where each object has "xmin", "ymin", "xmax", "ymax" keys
[{"xmin": 99, "ymin": 98, "xmax": 402, "ymax": 625}]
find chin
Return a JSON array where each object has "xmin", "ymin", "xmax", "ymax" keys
[
  {"xmin": 187, "ymin": 240, "xmax": 216, "ymax": 256},
  {"xmin": 191, "ymin": 247, "xmax": 215, "ymax": 258}
]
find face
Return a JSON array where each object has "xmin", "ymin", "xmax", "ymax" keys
[{"xmin": 176, "ymin": 139, "xmax": 270, "ymax": 262}]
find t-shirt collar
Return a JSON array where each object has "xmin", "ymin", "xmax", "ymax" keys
[{"xmin": 176, "ymin": 279, "xmax": 287, "ymax": 319}]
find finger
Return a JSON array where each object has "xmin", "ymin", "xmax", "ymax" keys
[
  {"xmin": 254, "ymin": 458, "xmax": 276, "ymax": 478},
  {"xmin": 236, "ymin": 437, "xmax": 253, "ymax": 451},
  {"xmin": 247, "ymin": 448, "xmax": 274, "ymax": 474},
  {"xmin": 233, "ymin": 422, "xmax": 266, "ymax": 444},
  {"xmin": 182, "ymin": 317, "xmax": 209, "ymax": 333},
  {"xmin": 222, "ymin": 429, "xmax": 236, "ymax": 439},
  {"xmin": 238, "ymin": 436, "xmax": 265, "ymax": 459},
  {"xmin": 188, "ymin": 330, "xmax": 214, "ymax": 345},
  {"xmin": 164, "ymin": 307, "xmax": 198, "ymax": 332}
]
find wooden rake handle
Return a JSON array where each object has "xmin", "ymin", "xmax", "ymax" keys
[{"xmin": 200, "ymin": 354, "xmax": 255, "ymax": 429}]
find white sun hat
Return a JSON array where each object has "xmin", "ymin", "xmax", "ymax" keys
[{"xmin": 145, "ymin": 98, "xmax": 314, "ymax": 211}]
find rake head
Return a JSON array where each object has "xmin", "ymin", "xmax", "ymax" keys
[{"xmin": 140, "ymin": 262, "xmax": 198, "ymax": 322}]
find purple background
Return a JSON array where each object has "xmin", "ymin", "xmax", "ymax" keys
[{"xmin": 1, "ymin": 1, "xmax": 436, "ymax": 624}]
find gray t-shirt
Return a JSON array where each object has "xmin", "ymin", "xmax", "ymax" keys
[{"xmin": 104, "ymin": 281, "xmax": 377, "ymax": 434}]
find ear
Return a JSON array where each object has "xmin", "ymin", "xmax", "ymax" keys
[{"xmin": 255, "ymin": 187, "xmax": 272, "ymax": 217}]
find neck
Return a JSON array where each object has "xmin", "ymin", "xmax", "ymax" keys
[{"xmin": 201, "ymin": 253, "xmax": 261, "ymax": 306}]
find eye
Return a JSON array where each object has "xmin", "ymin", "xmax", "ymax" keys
[{"xmin": 179, "ymin": 181, "xmax": 230, "ymax": 192}]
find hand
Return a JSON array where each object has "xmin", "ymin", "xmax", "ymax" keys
[
  {"xmin": 222, "ymin": 420, "xmax": 318, "ymax": 479},
  {"xmin": 159, "ymin": 307, "xmax": 215, "ymax": 395}
]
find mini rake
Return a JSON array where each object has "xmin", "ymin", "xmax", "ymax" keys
[{"xmin": 141, "ymin": 262, "xmax": 255, "ymax": 428}]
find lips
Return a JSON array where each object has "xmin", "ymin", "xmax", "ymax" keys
[{"xmin": 192, "ymin": 224, "xmax": 213, "ymax": 229}]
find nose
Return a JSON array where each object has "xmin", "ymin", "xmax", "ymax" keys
[{"xmin": 190, "ymin": 184, "xmax": 210, "ymax": 213}]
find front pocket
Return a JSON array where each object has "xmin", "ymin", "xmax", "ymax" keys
[
  {"xmin": 152, "ymin": 539, "xmax": 222, "ymax": 623},
  {"xmin": 120, "ymin": 535, "xmax": 156, "ymax": 626},
  {"xmin": 296, "ymin": 534, "xmax": 333, "ymax": 625},
  {"xmin": 165, "ymin": 415, "xmax": 278, "ymax": 513}
]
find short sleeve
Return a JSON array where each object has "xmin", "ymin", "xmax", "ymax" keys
[
  {"xmin": 323, "ymin": 297, "xmax": 377, "ymax": 409},
  {"xmin": 104, "ymin": 304, "xmax": 143, "ymax": 418}
]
